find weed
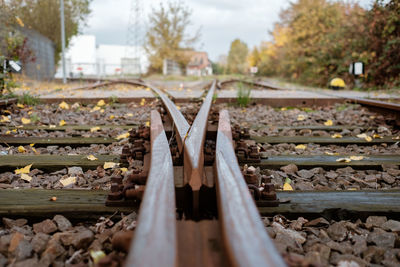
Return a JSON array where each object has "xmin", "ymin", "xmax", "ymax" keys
[
  {"xmin": 212, "ymin": 92, "xmax": 218, "ymax": 103},
  {"xmin": 29, "ymin": 113, "xmax": 41, "ymax": 123},
  {"xmin": 236, "ymin": 82, "xmax": 251, "ymax": 107},
  {"xmin": 18, "ymin": 93, "xmax": 40, "ymax": 106},
  {"xmin": 109, "ymin": 95, "xmax": 119, "ymax": 106}
]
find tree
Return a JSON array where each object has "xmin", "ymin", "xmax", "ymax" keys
[
  {"xmin": 227, "ymin": 39, "xmax": 248, "ymax": 74},
  {"xmin": 145, "ymin": 1, "xmax": 201, "ymax": 73},
  {"xmin": 7, "ymin": 0, "xmax": 91, "ymax": 64}
]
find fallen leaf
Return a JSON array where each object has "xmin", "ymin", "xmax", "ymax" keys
[
  {"xmin": 90, "ymin": 250, "xmax": 106, "ymax": 264},
  {"xmin": 348, "ymin": 188, "xmax": 358, "ymax": 191},
  {"xmin": 104, "ymin": 162, "xmax": 119, "ymax": 169},
  {"xmin": 126, "ymin": 113, "xmax": 133, "ymax": 117},
  {"xmin": 100, "ymin": 109, "xmax": 105, "ymax": 113},
  {"xmin": 90, "ymin": 126, "xmax": 100, "ymax": 132},
  {"xmin": 20, "ymin": 173, "xmax": 32, "ymax": 182},
  {"xmin": 109, "ymin": 115, "xmax": 115, "ymax": 120},
  {"xmin": 60, "ymin": 176, "xmax": 76, "ymax": 186},
  {"xmin": 18, "ymin": 146, "xmax": 26, "ymax": 153},
  {"xmin": 17, "ymin": 103, "xmax": 25, "ymax": 108},
  {"xmin": 49, "ymin": 124, "xmax": 56, "ymax": 128},
  {"xmin": 91, "ymin": 106, "xmax": 101, "ymax": 112},
  {"xmin": 392, "ymin": 136, "xmax": 400, "ymax": 140},
  {"xmin": 21, "ymin": 117, "xmax": 31, "ymax": 124},
  {"xmin": 59, "ymin": 101, "xmax": 70, "ymax": 110},
  {"xmin": 31, "ymin": 147, "xmax": 38, "ymax": 154},
  {"xmin": 145, "ymin": 121, "xmax": 150, "ymax": 127},
  {"xmin": 324, "ymin": 119, "xmax": 333, "ymax": 126},
  {"xmin": 97, "ymin": 99, "xmax": 106, "ymax": 106},
  {"xmin": 87, "ymin": 155, "xmax": 98, "ymax": 161},
  {"xmin": 120, "ymin": 167, "xmax": 128, "ymax": 173},
  {"xmin": 3, "ymin": 110, "xmax": 11, "ymax": 114},
  {"xmin": 29, "ymin": 143, "xmax": 35, "ymax": 147},
  {"xmin": 324, "ymin": 151, "xmax": 339, "ymax": 156},
  {"xmin": 140, "ymin": 98, "xmax": 146, "ymax": 106},
  {"xmin": 59, "ymin": 120, "xmax": 66, "ymax": 126},
  {"xmin": 365, "ymin": 136, "xmax": 372, "ymax": 142},
  {"xmin": 356, "ymin": 133, "xmax": 367, "ymax": 139},
  {"xmin": 331, "ymin": 133, "xmax": 343, "ymax": 138},
  {"xmin": 15, "ymin": 164, "xmax": 32, "ymax": 174},
  {"xmin": 280, "ymin": 107, "xmax": 287, "ymax": 111},
  {"xmin": 350, "ymin": 156, "xmax": 364, "ymax": 161},
  {"xmin": 283, "ymin": 183, "xmax": 293, "ymax": 190},
  {"xmin": 372, "ymin": 134, "xmax": 383, "ymax": 139},
  {"xmin": 297, "ymin": 114, "xmax": 306, "ymax": 121},
  {"xmin": 369, "ymin": 115, "xmax": 376, "ymax": 119},
  {"xmin": 176, "ymin": 106, "xmax": 181, "ymax": 110},
  {"xmin": 336, "ymin": 158, "xmax": 351, "ymax": 163},
  {"xmin": 50, "ymin": 196, "xmax": 57, "ymax": 201},
  {"xmin": 1, "ymin": 115, "xmax": 10, "ymax": 122},
  {"xmin": 12, "ymin": 129, "xmax": 17, "ymax": 133},
  {"xmin": 116, "ymin": 132, "xmax": 130, "ymax": 140},
  {"xmin": 5, "ymin": 130, "xmax": 11, "ymax": 134},
  {"xmin": 295, "ymin": 144, "xmax": 307, "ymax": 150}
]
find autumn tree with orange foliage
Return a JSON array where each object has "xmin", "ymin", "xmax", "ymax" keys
[{"xmin": 254, "ymin": 0, "xmax": 399, "ymax": 88}]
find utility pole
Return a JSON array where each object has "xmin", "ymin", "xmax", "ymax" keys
[{"xmin": 60, "ymin": 0, "xmax": 67, "ymax": 83}]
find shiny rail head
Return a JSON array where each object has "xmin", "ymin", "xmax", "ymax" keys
[
  {"xmin": 184, "ymin": 80, "xmax": 217, "ymax": 190},
  {"xmin": 215, "ymin": 109, "xmax": 287, "ymax": 267},
  {"xmin": 126, "ymin": 110, "xmax": 177, "ymax": 267}
]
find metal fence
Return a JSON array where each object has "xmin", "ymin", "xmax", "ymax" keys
[{"xmin": 20, "ymin": 28, "xmax": 55, "ymax": 81}]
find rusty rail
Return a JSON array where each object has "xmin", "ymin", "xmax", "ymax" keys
[
  {"xmin": 218, "ymin": 79, "xmax": 282, "ymax": 90},
  {"xmin": 126, "ymin": 110, "xmax": 177, "ymax": 267},
  {"xmin": 215, "ymin": 110, "xmax": 286, "ymax": 267}
]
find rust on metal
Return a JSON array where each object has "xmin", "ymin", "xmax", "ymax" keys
[
  {"xmin": 184, "ymin": 80, "xmax": 216, "ymax": 191},
  {"xmin": 126, "ymin": 110, "xmax": 177, "ymax": 267},
  {"xmin": 215, "ymin": 110, "xmax": 286, "ymax": 267}
]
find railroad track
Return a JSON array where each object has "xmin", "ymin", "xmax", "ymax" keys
[{"xmin": 0, "ymin": 79, "xmax": 400, "ymax": 266}]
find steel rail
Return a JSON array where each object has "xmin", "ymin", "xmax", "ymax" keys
[
  {"xmin": 126, "ymin": 110, "xmax": 177, "ymax": 267},
  {"xmin": 215, "ymin": 110, "xmax": 286, "ymax": 267},
  {"xmin": 0, "ymin": 98, "xmax": 17, "ymax": 107},
  {"xmin": 218, "ymin": 79, "xmax": 282, "ymax": 90},
  {"xmin": 184, "ymin": 80, "xmax": 216, "ymax": 191}
]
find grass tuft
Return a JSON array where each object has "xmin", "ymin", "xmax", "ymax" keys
[
  {"xmin": 236, "ymin": 82, "xmax": 251, "ymax": 107},
  {"xmin": 18, "ymin": 93, "xmax": 40, "ymax": 106}
]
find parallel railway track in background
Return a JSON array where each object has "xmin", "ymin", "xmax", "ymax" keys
[{"xmin": 0, "ymin": 78, "xmax": 400, "ymax": 266}]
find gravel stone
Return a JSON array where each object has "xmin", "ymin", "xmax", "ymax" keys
[
  {"xmin": 53, "ymin": 215, "xmax": 72, "ymax": 231},
  {"xmin": 31, "ymin": 233, "xmax": 50, "ymax": 254},
  {"xmin": 67, "ymin": 167, "xmax": 83, "ymax": 176},
  {"xmin": 327, "ymin": 222, "xmax": 348, "ymax": 242},
  {"xmin": 2, "ymin": 218, "xmax": 27, "ymax": 229},
  {"xmin": 33, "ymin": 219, "xmax": 58, "ymax": 234},
  {"xmin": 382, "ymin": 220, "xmax": 400, "ymax": 232},
  {"xmin": 280, "ymin": 164, "xmax": 298, "ymax": 174},
  {"xmin": 367, "ymin": 229, "xmax": 396, "ymax": 248},
  {"xmin": 60, "ymin": 227, "xmax": 94, "ymax": 249},
  {"xmin": 365, "ymin": 216, "xmax": 387, "ymax": 229}
]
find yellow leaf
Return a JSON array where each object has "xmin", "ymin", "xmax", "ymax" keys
[
  {"xmin": 297, "ymin": 114, "xmax": 306, "ymax": 121},
  {"xmin": 59, "ymin": 101, "xmax": 70, "ymax": 110},
  {"xmin": 365, "ymin": 136, "xmax": 372, "ymax": 142},
  {"xmin": 49, "ymin": 124, "xmax": 56, "ymax": 128},
  {"xmin": 90, "ymin": 126, "xmax": 100, "ymax": 132},
  {"xmin": 90, "ymin": 250, "xmax": 106, "ymax": 264},
  {"xmin": 116, "ymin": 132, "xmax": 130, "ymax": 140},
  {"xmin": 369, "ymin": 115, "xmax": 376, "ymax": 119},
  {"xmin": 283, "ymin": 183, "xmax": 293, "ymax": 191},
  {"xmin": 372, "ymin": 134, "xmax": 383, "ymax": 139},
  {"xmin": 104, "ymin": 162, "xmax": 119, "ymax": 169},
  {"xmin": 145, "ymin": 87, "xmax": 151, "ymax": 91},
  {"xmin": 145, "ymin": 121, "xmax": 150, "ymax": 127},
  {"xmin": 97, "ymin": 99, "xmax": 106, "ymax": 106},
  {"xmin": 15, "ymin": 164, "xmax": 32, "ymax": 174},
  {"xmin": 18, "ymin": 146, "xmax": 26, "ymax": 153},
  {"xmin": 324, "ymin": 120, "xmax": 333, "ymax": 126},
  {"xmin": 5, "ymin": 130, "xmax": 11, "ymax": 134},
  {"xmin": 20, "ymin": 173, "xmax": 32, "ymax": 182},
  {"xmin": 17, "ymin": 103, "xmax": 25, "ymax": 108},
  {"xmin": 348, "ymin": 188, "xmax": 358, "ymax": 191},
  {"xmin": 349, "ymin": 156, "xmax": 364, "ymax": 161},
  {"xmin": 324, "ymin": 151, "xmax": 339, "ymax": 156},
  {"xmin": 87, "ymin": 155, "xmax": 98, "ymax": 161},
  {"xmin": 331, "ymin": 133, "xmax": 342, "ymax": 139},
  {"xmin": 295, "ymin": 144, "xmax": 307, "ymax": 150},
  {"xmin": 59, "ymin": 120, "xmax": 66, "ymax": 126},
  {"xmin": 1, "ymin": 115, "xmax": 10, "ymax": 123},
  {"xmin": 109, "ymin": 115, "xmax": 115, "ymax": 120},
  {"xmin": 60, "ymin": 176, "xmax": 76, "ymax": 186},
  {"xmin": 3, "ymin": 110, "xmax": 11, "ymax": 114},
  {"xmin": 140, "ymin": 98, "xmax": 146, "ymax": 106},
  {"xmin": 356, "ymin": 133, "xmax": 367, "ymax": 139},
  {"xmin": 176, "ymin": 106, "xmax": 181, "ymax": 110},
  {"xmin": 126, "ymin": 113, "xmax": 133, "ymax": 117},
  {"xmin": 15, "ymin": 16, "xmax": 24, "ymax": 27},
  {"xmin": 28, "ymin": 111, "xmax": 32, "ymax": 115},
  {"xmin": 281, "ymin": 107, "xmax": 287, "ymax": 111},
  {"xmin": 392, "ymin": 136, "xmax": 400, "ymax": 140},
  {"xmin": 336, "ymin": 158, "xmax": 351, "ymax": 163},
  {"xmin": 91, "ymin": 106, "xmax": 101, "ymax": 112},
  {"xmin": 30, "ymin": 143, "xmax": 34, "ymax": 147},
  {"xmin": 21, "ymin": 117, "xmax": 31, "ymax": 124},
  {"xmin": 120, "ymin": 167, "xmax": 128, "ymax": 173},
  {"xmin": 12, "ymin": 129, "xmax": 17, "ymax": 133},
  {"xmin": 31, "ymin": 147, "xmax": 38, "ymax": 154}
]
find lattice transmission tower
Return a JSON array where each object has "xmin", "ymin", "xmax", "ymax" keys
[{"xmin": 122, "ymin": 0, "xmax": 142, "ymax": 77}]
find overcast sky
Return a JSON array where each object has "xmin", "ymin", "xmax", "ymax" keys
[{"xmin": 82, "ymin": 0, "xmax": 374, "ymax": 61}]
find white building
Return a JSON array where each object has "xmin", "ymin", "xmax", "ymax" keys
[{"xmin": 55, "ymin": 35, "xmax": 148, "ymax": 78}]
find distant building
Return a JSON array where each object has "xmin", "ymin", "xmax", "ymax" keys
[
  {"xmin": 162, "ymin": 51, "xmax": 212, "ymax": 76},
  {"xmin": 185, "ymin": 51, "xmax": 212, "ymax": 76},
  {"xmin": 55, "ymin": 35, "xmax": 148, "ymax": 78}
]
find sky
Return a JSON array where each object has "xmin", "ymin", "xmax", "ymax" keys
[{"xmin": 82, "ymin": 0, "xmax": 374, "ymax": 61}]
